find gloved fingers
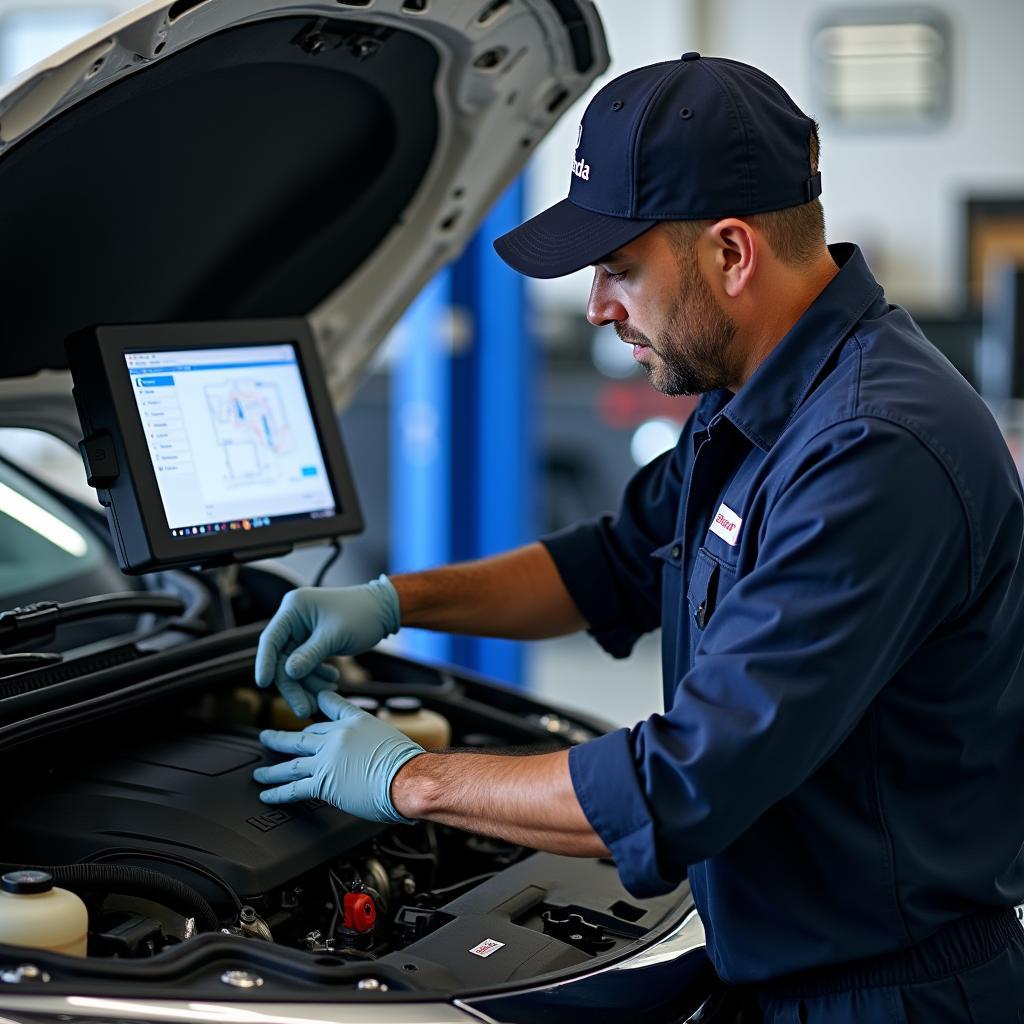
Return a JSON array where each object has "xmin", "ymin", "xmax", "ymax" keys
[
  {"xmin": 255, "ymin": 605, "xmax": 303, "ymax": 688},
  {"xmin": 252, "ymin": 756, "xmax": 316, "ymax": 785},
  {"xmin": 285, "ymin": 623, "xmax": 342, "ymax": 680},
  {"xmin": 303, "ymin": 674, "xmax": 340, "ymax": 698},
  {"xmin": 259, "ymin": 727, "xmax": 323, "ymax": 756},
  {"xmin": 258, "ymin": 777, "xmax": 316, "ymax": 805},
  {"xmin": 301, "ymin": 721, "xmax": 334, "ymax": 735},
  {"xmin": 263, "ymin": 640, "xmax": 337, "ymax": 711},
  {"xmin": 317, "ymin": 689, "xmax": 365, "ymax": 722},
  {"xmin": 272, "ymin": 672, "xmax": 317, "ymax": 719},
  {"xmin": 310, "ymin": 662, "xmax": 340, "ymax": 683}
]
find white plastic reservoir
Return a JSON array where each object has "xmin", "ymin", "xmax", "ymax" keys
[{"xmin": 0, "ymin": 870, "xmax": 88, "ymax": 956}]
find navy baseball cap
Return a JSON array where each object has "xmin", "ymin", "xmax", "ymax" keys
[{"xmin": 494, "ymin": 53, "xmax": 822, "ymax": 279}]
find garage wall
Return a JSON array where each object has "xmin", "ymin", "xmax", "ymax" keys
[
  {"xmin": 0, "ymin": 1, "xmax": 138, "ymax": 83},
  {"xmin": 525, "ymin": 0, "xmax": 1024, "ymax": 318},
  {"xmin": 705, "ymin": 0, "xmax": 1024, "ymax": 313}
]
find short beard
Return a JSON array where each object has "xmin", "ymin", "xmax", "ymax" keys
[{"xmin": 615, "ymin": 247, "xmax": 737, "ymax": 396}]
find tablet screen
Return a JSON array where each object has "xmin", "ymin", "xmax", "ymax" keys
[{"xmin": 125, "ymin": 343, "xmax": 336, "ymax": 539}]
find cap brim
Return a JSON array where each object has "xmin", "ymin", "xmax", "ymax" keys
[{"xmin": 493, "ymin": 198, "xmax": 657, "ymax": 279}]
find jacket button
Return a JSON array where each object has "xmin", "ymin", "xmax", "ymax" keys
[{"xmin": 671, "ymin": 544, "xmax": 681, "ymax": 560}]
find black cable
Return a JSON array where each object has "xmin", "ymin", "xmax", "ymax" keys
[
  {"xmin": 0, "ymin": 593, "xmax": 188, "ymax": 651},
  {"xmin": 425, "ymin": 822, "xmax": 439, "ymax": 860},
  {"xmin": 381, "ymin": 829, "xmax": 440, "ymax": 886},
  {"xmin": 387, "ymin": 833, "xmax": 433, "ymax": 857},
  {"xmin": 328, "ymin": 869, "xmax": 346, "ymax": 938},
  {"xmin": 425, "ymin": 822, "xmax": 440, "ymax": 886},
  {"xmin": 61, "ymin": 593, "xmax": 187, "ymax": 622},
  {"xmin": 0, "ymin": 862, "xmax": 220, "ymax": 933},
  {"xmin": 313, "ymin": 540, "xmax": 343, "ymax": 588},
  {"xmin": 375, "ymin": 845, "xmax": 436, "ymax": 862},
  {"xmin": 420, "ymin": 871, "xmax": 497, "ymax": 901},
  {"xmin": 84, "ymin": 848, "xmax": 243, "ymax": 910}
]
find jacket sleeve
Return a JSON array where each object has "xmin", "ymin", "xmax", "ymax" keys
[
  {"xmin": 541, "ymin": 423, "xmax": 693, "ymax": 658},
  {"xmin": 568, "ymin": 418, "xmax": 972, "ymax": 896}
]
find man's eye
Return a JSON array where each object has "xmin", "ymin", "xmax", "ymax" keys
[{"xmin": 603, "ymin": 267, "xmax": 627, "ymax": 280}]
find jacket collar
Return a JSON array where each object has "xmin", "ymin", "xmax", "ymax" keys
[{"xmin": 714, "ymin": 242, "xmax": 884, "ymax": 452}]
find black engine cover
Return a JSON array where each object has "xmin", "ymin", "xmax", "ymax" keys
[{"xmin": 6, "ymin": 729, "xmax": 382, "ymax": 898}]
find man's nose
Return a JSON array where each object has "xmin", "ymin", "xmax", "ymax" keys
[{"xmin": 587, "ymin": 271, "xmax": 628, "ymax": 328}]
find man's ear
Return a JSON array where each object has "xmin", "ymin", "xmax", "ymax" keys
[{"xmin": 708, "ymin": 218, "xmax": 757, "ymax": 298}]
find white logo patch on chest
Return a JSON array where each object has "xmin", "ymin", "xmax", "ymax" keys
[{"xmin": 709, "ymin": 503, "xmax": 743, "ymax": 546}]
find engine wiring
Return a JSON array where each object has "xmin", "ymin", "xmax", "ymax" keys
[
  {"xmin": 418, "ymin": 871, "xmax": 498, "ymax": 904},
  {"xmin": 84, "ymin": 847, "xmax": 244, "ymax": 911},
  {"xmin": 326, "ymin": 867, "xmax": 382, "ymax": 959},
  {"xmin": 327, "ymin": 868, "xmax": 345, "ymax": 939}
]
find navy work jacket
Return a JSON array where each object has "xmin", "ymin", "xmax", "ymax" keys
[{"xmin": 544, "ymin": 243, "xmax": 1024, "ymax": 983}]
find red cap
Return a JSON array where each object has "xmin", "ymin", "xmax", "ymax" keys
[{"xmin": 343, "ymin": 892, "xmax": 376, "ymax": 934}]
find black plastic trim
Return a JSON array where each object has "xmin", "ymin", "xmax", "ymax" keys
[{"xmin": 548, "ymin": 0, "xmax": 594, "ymax": 73}]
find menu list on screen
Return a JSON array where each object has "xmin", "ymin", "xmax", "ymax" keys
[{"xmin": 125, "ymin": 344, "xmax": 336, "ymax": 537}]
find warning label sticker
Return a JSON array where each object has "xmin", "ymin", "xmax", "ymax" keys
[{"xmin": 469, "ymin": 938, "xmax": 506, "ymax": 958}]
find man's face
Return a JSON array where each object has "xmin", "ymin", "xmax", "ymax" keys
[{"xmin": 587, "ymin": 225, "xmax": 738, "ymax": 395}]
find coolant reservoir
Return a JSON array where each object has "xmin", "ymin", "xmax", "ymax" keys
[
  {"xmin": 0, "ymin": 870, "xmax": 88, "ymax": 956},
  {"xmin": 378, "ymin": 697, "xmax": 451, "ymax": 749}
]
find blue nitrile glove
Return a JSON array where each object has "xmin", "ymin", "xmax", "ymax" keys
[
  {"xmin": 254, "ymin": 576, "xmax": 400, "ymax": 717},
  {"xmin": 253, "ymin": 689, "xmax": 424, "ymax": 823}
]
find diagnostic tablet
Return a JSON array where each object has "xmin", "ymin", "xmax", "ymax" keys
[{"xmin": 66, "ymin": 319, "xmax": 363, "ymax": 574}]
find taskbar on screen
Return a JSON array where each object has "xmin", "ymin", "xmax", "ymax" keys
[{"xmin": 169, "ymin": 507, "xmax": 336, "ymax": 539}]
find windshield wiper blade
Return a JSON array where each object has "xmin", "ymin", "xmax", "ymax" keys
[
  {"xmin": 0, "ymin": 593, "xmax": 187, "ymax": 652},
  {"xmin": 0, "ymin": 652, "xmax": 62, "ymax": 680}
]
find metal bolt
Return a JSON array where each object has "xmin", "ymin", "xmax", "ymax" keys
[
  {"xmin": 220, "ymin": 970, "xmax": 264, "ymax": 989},
  {"xmin": 357, "ymin": 978, "xmax": 388, "ymax": 991}
]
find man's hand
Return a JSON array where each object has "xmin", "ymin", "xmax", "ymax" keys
[
  {"xmin": 254, "ymin": 576, "xmax": 400, "ymax": 717},
  {"xmin": 253, "ymin": 690, "xmax": 424, "ymax": 824}
]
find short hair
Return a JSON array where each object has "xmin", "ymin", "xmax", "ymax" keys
[{"xmin": 666, "ymin": 121, "xmax": 825, "ymax": 267}]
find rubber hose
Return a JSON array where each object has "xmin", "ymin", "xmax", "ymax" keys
[{"xmin": 1, "ymin": 862, "xmax": 221, "ymax": 933}]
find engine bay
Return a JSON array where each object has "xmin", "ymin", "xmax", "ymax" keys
[{"xmin": 1, "ymin": 648, "xmax": 689, "ymax": 992}]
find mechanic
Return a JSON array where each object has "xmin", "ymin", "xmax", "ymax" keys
[{"xmin": 252, "ymin": 55, "xmax": 1024, "ymax": 1021}]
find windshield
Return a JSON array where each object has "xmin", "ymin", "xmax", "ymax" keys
[{"xmin": 0, "ymin": 457, "xmax": 105, "ymax": 602}]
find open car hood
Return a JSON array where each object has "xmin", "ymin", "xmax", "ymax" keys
[{"xmin": 0, "ymin": 0, "xmax": 607, "ymax": 405}]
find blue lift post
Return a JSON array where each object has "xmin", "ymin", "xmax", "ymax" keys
[{"xmin": 390, "ymin": 179, "xmax": 535, "ymax": 685}]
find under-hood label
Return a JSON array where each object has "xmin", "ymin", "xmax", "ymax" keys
[{"xmin": 469, "ymin": 938, "xmax": 505, "ymax": 958}]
